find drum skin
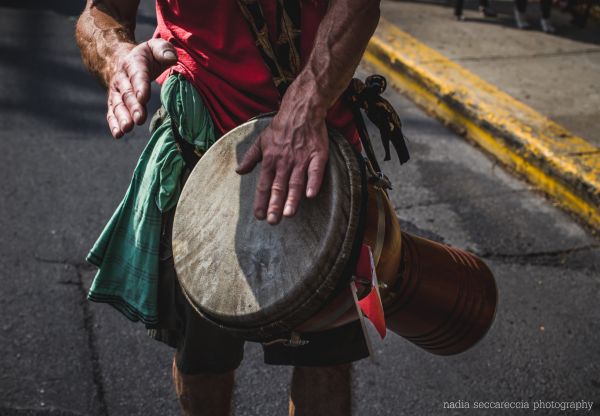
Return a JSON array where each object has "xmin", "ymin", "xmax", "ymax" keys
[{"xmin": 172, "ymin": 116, "xmax": 365, "ymax": 341}]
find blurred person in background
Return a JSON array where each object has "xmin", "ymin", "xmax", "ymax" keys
[
  {"xmin": 557, "ymin": 0, "xmax": 595, "ymax": 27},
  {"xmin": 514, "ymin": 0, "xmax": 557, "ymax": 32},
  {"xmin": 454, "ymin": 0, "xmax": 498, "ymax": 20}
]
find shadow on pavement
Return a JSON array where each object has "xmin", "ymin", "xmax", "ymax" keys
[
  {"xmin": 0, "ymin": 1, "xmax": 108, "ymax": 133},
  {"xmin": 0, "ymin": 0, "xmax": 85, "ymax": 16}
]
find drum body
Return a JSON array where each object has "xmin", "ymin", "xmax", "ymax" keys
[
  {"xmin": 173, "ymin": 115, "xmax": 497, "ymax": 355},
  {"xmin": 172, "ymin": 116, "xmax": 367, "ymax": 342}
]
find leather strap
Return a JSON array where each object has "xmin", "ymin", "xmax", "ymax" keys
[
  {"xmin": 372, "ymin": 189, "xmax": 386, "ymax": 266},
  {"xmin": 347, "ymin": 75, "xmax": 410, "ymax": 168},
  {"xmin": 236, "ymin": 0, "xmax": 302, "ymax": 97}
]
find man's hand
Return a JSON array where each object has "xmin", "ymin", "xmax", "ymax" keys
[
  {"xmin": 76, "ymin": 0, "xmax": 178, "ymax": 137},
  {"xmin": 107, "ymin": 39, "xmax": 177, "ymax": 138},
  {"xmin": 235, "ymin": 0, "xmax": 379, "ymax": 225},
  {"xmin": 236, "ymin": 97, "xmax": 329, "ymax": 225}
]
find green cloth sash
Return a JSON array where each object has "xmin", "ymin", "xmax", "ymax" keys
[{"xmin": 86, "ymin": 74, "xmax": 216, "ymax": 325}]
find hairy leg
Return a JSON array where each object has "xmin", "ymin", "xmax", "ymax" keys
[
  {"xmin": 289, "ymin": 363, "xmax": 352, "ymax": 416},
  {"xmin": 172, "ymin": 355, "xmax": 235, "ymax": 416}
]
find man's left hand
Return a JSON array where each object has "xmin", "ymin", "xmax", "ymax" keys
[{"xmin": 236, "ymin": 103, "xmax": 329, "ymax": 225}]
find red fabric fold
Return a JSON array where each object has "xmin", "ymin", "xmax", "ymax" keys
[{"xmin": 154, "ymin": 0, "xmax": 359, "ymax": 148}]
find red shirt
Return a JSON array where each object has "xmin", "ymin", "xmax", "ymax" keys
[{"xmin": 154, "ymin": 0, "xmax": 358, "ymax": 146}]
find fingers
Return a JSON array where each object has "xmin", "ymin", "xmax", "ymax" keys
[
  {"xmin": 114, "ymin": 72, "xmax": 145, "ymax": 125},
  {"xmin": 253, "ymin": 162, "xmax": 275, "ymax": 221},
  {"xmin": 105, "ymin": 39, "xmax": 178, "ymax": 138},
  {"xmin": 283, "ymin": 167, "xmax": 307, "ymax": 218},
  {"xmin": 237, "ymin": 122, "xmax": 329, "ymax": 224},
  {"xmin": 108, "ymin": 88, "xmax": 133, "ymax": 138},
  {"xmin": 147, "ymin": 38, "xmax": 178, "ymax": 66},
  {"xmin": 306, "ymin": 154, "xmax": 328, "ymax": 198},
  {"xmin": 132, "ymin": 39, "xmax": 177, "ymax": 106},
  {"xmin": 265, "ymin": 168, "xmax": 293, "ymax": 225},
  {"xmin": 106, "ymin": 101, "xmax": 122, "ymax": 139},
  {"xmin": 236, "ymin": 138, "xmax": 263, "ymax": 174}
]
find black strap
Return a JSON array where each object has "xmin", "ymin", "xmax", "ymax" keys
[
  {"xmin": 237, "ymin": 0, "xmax": 302, "ymax": 97},
  {"xmin": 347, "ymin": 75, "xmax": 410, "ymax": 169}
]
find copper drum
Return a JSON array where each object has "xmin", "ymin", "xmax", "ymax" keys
[
  {"xmin": 172, "ymin": 115, "xmax": 497, "ymax": 355},
  {"xmin": 381, "ymin": 233, "xmax": 498, "ymax": 355}
]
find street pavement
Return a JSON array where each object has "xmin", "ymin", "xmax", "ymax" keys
[
  {"xmin": 381, "ymin": 0, "xmax": 600, "ymax": 146},
  {"xmin": 1, "ymin": 2, "xmax": 599, "ymax": 416}
]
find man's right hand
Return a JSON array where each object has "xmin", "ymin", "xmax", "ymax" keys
[{"xmin": 107, "ymin": 38, "xmax": 177, "ymax": 138}]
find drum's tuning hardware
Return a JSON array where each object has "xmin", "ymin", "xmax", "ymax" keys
[
  {"xmin": 369, "ymin": 173, "xmax": 393, "ymax": 191},
  {"xmin": 262, "ymin": 332, "xmax": 309, "ymax": 347},
  {"xmin": 284, "ymin": 332, "xmax": 310, "ymax": 347},
  {"xmin": 364, "ymin": 156, "xmax": 392, "ymax": 190}
]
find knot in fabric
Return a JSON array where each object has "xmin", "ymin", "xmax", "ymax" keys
[{"xmin": 161, "ymin": 73, "xmax": 216, "ymax": 153}]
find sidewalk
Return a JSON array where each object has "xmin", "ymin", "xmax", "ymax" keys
[{"xmin": 367, "ymin": 0, "xmax": 600, "ymax": 231}]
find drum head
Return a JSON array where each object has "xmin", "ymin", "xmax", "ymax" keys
[{"xmin": 172, "ymin": 116, "xmax": 365, "ymax": 340}]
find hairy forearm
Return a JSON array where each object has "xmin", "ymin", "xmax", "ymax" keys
[
  {"xmin": 284, "ymin": 0, "xmax": 380, "ymax": 116},
  {"xmin": 75, "ymin": 1, "xmax": 138, "ymax": 87}
]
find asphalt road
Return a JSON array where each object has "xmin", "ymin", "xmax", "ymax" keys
[{"xmin": 1, "ymin": 2, "xmax": 599, "ymax": 415}]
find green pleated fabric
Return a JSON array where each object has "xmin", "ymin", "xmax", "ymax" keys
[{"xmin": 86, "ymin": 74, "xmax": 216, "ymax": 325}]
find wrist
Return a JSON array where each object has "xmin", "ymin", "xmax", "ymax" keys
[{"xmin": 282, "ymin": 73, "xmax": 330, "ymax": 121}]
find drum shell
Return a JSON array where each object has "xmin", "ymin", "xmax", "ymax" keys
[
  {"xmin": 381, "ymin": 232, "xmax": 497, "ymax": 355},
  {"xmin": 295, "ymin": 185, "xmax": 402, "ymax": 332}
]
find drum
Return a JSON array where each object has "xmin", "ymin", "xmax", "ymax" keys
[{"xmin": 172, "ymin": 115, "xmax": 497, "ymax": 355}]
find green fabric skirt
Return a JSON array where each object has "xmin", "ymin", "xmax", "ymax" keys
[{"xmin": 86, "ymin": 74, "xmax": 216, "ymax": 325}]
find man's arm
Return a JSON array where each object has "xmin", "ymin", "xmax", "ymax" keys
[
  {"xmin": 237, "ymin": 0, "xmax": 381, "ymax": 225},
  {"xmin": 76, "ymin": 0, "xmax": 177, "ymax": 138}
]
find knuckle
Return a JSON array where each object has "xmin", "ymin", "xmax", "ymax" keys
[
  {"xmin": 308, "ymin": 165, "xmax": 322, "ymax": 174},
  {"xmin": 256, "ymin": 182, "xmax": 271, "ymax": 193},
  {"xmin": 261, "ymin": 155, "xmax": 275, "ymax": 168},
  {"xmin": 285, "ymin": 194, "xmax": 299, "ymax": 204},
  {"xmin": 288, "ymin": 179, "xmax": 304, "ymax": 189},
  {"xmin": 121, "ymin": 89, "xmax": 135, "ymax": 99},
  {"xmin": 271, "ymin": 181, "xmax": 287, "ymax": 193}
]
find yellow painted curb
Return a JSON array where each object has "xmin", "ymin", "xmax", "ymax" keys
[{"xmin": 365, "ymin": 18, "xmax": 600, "ymax": 232}]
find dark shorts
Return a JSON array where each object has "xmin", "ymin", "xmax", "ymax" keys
[{"xmin": 148, "ymin": 208, "xmax": 369, "ymax": 375}]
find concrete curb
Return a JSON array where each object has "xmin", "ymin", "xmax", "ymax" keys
[{"xmin": 365, "ymin": 18, "xmax": 600, "ymax": 233}]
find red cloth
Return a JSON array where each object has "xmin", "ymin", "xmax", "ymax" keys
[
  {"xmin": 153, "ymin": 0, "xmax": 358, "ymax": 146},
  {"xmin": 355, "ymin": 244, "xmax": 387, "ymax": 339}
]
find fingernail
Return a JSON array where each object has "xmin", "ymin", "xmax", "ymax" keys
[
  {"xmin": 133, "ymin": 111, "xmax": 141, "ymax": 122},
  {"xmin": 255, "ymin": 209, "xmax": 265, "ymax": 219},
  {"xmin": 307, "ymin": 187, "xmax": 315, "ymax": 198},
  {"xmin": 283, "ymin": 205, "xmax": 293, "ymax": 216},
  {"xmin": 112, "ymin": 128, "xmax": 119, "ymax": 136},
  {"xmin": 163, "ymin": 50, "xmax": 176, "ymax": 60},
  {"xmin": 267, "ymin": 213, "xmax": 278, "ymax": 223}
]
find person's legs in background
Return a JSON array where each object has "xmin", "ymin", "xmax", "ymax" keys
[
  {"xmin": 540, "ymin": 0, "xmax": 556, "ymax": 32},
  {"xmin": 454, "ymin": 0, "xmax": 467, "ymax": 20},
  {"xmin": 514, "ymin": 0, "xmax": 531, "ymax": 28},
  {"xmin": 479, "ymin": 0, "xmax": 498, "ymax": 18},
  {"xmin": 455, "ymin": 0, "xmax": 498, "ymax": 20}
]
